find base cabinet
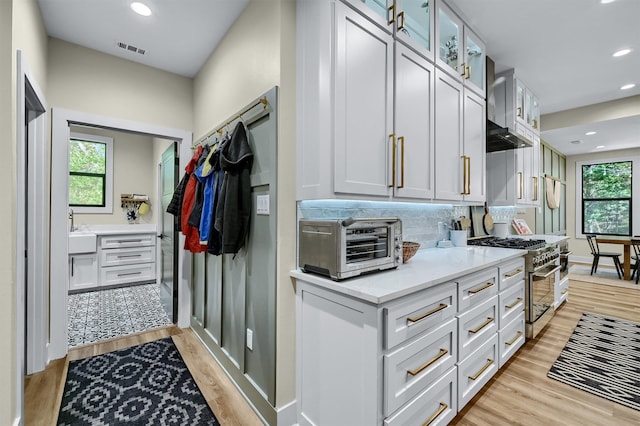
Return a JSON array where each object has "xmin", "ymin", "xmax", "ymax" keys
[
  {"xmin": 295, "ymin": 257, "xmax": 525, "ymax": 425},
  {"xmin": 69, "ymin": 253, "xmax": 98, "ymax": 292}
]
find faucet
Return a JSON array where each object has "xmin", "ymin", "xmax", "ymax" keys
[{"xmin": 69, "ymin": 208, "xmax": 75, "ymax": 232}]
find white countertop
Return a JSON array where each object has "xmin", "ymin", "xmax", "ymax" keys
[
  {"xmin": 72, "ymin": 224, "xmax": 157, "ymax": 235},
  {"xmin": 291, "ymin": 246, "xmax": 527, "ymax": 305}
]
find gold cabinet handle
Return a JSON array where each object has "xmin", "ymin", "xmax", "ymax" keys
[
  {"xmin": 504, "ymin": 268, "xmax": 523, "ymax": 278},
  {"xmin": 533, "ymin": 119, "xmax": 538, "ymax": 129},
  {"xmin": 505, "ymin": 297, "xmax": 523, "ymax": 309},
  {"xmin": 505, "ymin": 331, "xmax": 523, "ymax": 346},
  {"xmin": 398, "ymin": 136, "xmax": 405, "ymax": 188},
  {"xmin": 458, "ymin": 62, "xmax": 466, "ymax": 77},
  {"xmin": 388, "ymin": 133, "xmax": 396, "ymax": 188},
  {"xmin": 387, "ymin": 4, "xmax": 396, "ymax": 25},
  {"xmin": 423, "ymin": 402, "xmax": 448, "ymax": 426},
  {"xmin": 460, "ymin": 155, "xmax": 467, "ymax": 195},
  {"xmin": 466, "ymin": 156, "xmax": 471, "ymax": 194},
  {"xmin": 518, "ymin": 172, "xmax": 523, "ymax": 199},
  {"xmin": 465, "ymin": 65, "xmax": 471, "ymax": 79},
  {"xmin": 533, "ymin": 176, "xmax": 538, "ymax": 201},
  {"xmin": 407, "ymin": 303, "xmax": 447, "ymax": 324},
  {"xmin": 468, "ymin": 281, "xmax": 494, "ymax": 295},
  {"xmin": 517, "ymin": 107, "xmax": 522, "ymax": 118},
  {"xmin": 469, "ymin": 317, "xmax": 494, "ymax": 334},
  {"xmin": 468, "ymin": 358, "xmax": 494, "ymax": 380},
  {"xmin": 397, "ymin": 11, "xmax": 405, "ymax": 31},
  {"xmin": 407, "ymin": 348, "xmax": 448, "ymax": 376}
]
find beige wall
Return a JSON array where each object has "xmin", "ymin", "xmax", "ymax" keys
[
  {"xmin": 70, "ymin": 126, "xmax": 159, "ymax": 226},
  {"xmin": 193, "ymin": 0, "xmax": 297, "ymax": 409},
  {"xmin": 566, "ymin": 148, "xmax": 640, "ymax": 260},
  {"xmin": 47, "ymin": 38, "xmax": 193, "ymax": 131}
]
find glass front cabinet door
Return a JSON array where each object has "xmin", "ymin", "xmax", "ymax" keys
[
  {"xmin": 395, "ymin": 0, "xmax": 434, "ymax": 60},
  {"xmin": 516, "ymin": 79, "xmax": 526, "ymax": 125},
  {"xmin": 436, "ymin": 2, "xmax": 462, "ymax": 76},
  {"xmin": 463, "ymin": 28, "xmax": 485, "ymax": 96}
]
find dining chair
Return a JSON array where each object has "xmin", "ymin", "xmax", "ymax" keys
[
  {"xmin": 585, "ymin": 234, "xmax": 622, "ymax": 279},
  {"xmin": 631, "ymin": 239, "xmax": 640, "ymax": 284}
]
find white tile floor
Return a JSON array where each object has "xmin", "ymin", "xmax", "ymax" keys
[{"xmin": 67, "ymin": 283, "xmax": 172, "ymax": 347}]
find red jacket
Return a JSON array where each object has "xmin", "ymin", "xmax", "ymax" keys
[{"xmin": 181, "ymin": 146, "xmax": 207, "ymax": 253}]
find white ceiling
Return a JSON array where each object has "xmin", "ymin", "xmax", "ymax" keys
[
  {"xmin": 37, "ymin": 0, "xmax": 249, "ymax": 78},
  {"xmin": 450, "ymin": 0, "xmax": 640, "ymax": 156},
  {"xmin": 37, "ymin": 0, "xmax": 639, "ymax": 156}
]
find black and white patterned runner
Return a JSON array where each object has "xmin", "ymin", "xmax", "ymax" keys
[
  {"xmin": 58, "ymin": 338, "xmax": 220, "ymax": 425},
  {"xmin": 548, "ymin": 312, "xmax": 640, "ymax": 411}
]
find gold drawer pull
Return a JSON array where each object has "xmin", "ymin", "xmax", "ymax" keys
[
  {"xmin": 504, "ymin": 268, "xmax": 522, "ymax": 278},
  {"xmin": 422, "ymin": 402, "xmax": 448, "ymax": 426},
  {"xmin": 468, "ymin": 282, "xmax": 494, "ymax": 295},
  {"xmin": 505, "ymin": 297, "xmax": 523, "ymax": 309},
  {"xmin": 505, "ymin": 331, "xmax": 523, "ymax": 346},
  {"xmin": 469, "ymin": 317, "xmax": 494, "ymax": 334},
  {"xmin": 407, "ymin": 348, "xmax": 448, "ymax": 377},
  {"xmin": 407, "ymin": 303, "xmax": 447, "ymax": 324},
  {"xmin": 468, "ymin": 358, "xmax": 494, "ymax": 381}
]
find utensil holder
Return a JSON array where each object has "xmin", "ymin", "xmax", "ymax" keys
[{"xmin": 450, "ymin": 230, "xmax": 467, "ymax": 247}]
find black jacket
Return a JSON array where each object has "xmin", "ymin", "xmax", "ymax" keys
[{"xmin": 214, "ymin": 122, "xmax": 253, "ymax": 254}]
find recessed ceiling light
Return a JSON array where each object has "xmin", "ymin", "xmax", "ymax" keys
[
  {"xmin": 596, "ymin": 145, "xmax": 606, "ymax": 149},
  {"xmin": 613, "ymin": 48, "xmax": 631, "ymax": 57},
  {"xmin": 585, "ymin": 131, "xmax": 597, "ymax": 136},
  {"xmin": 601, "ymin": 0, "xmax": 616, "ymax": 4},
  {"xmin": 620, "ymin": 83, "xmax": 636, "ymax": 90},
  {"xmin": 131, "ymin": 2, "xmax": 152, "ymax": 16},
  {"xmin": 570, "ymin": 140, "xmax": 583, "ymax": 145}
]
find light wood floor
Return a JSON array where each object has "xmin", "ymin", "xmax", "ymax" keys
[
  {"xmin": 452, "ymin": 278, "xmax": 640, "ymax": 426},
  {"xmin": 24, "ymin": 326, "xmax": 264, "ymax": 426}
]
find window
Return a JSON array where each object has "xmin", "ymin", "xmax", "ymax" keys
[
  {"xmin": 581, "ymin": 160, "xmax": 632, "ymax": 236},
  {"xmin": 69, "ymin": 132, "xmax": 113, "ymax": 213}
]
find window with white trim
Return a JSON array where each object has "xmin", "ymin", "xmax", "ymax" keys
[{"xmin": 68, "ymin": 132, "xmax": 113, "ymax": 213}]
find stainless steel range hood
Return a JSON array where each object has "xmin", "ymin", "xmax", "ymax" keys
[{"xmin": 486, "ymin": 57, "xmax": 533, "ymax": 152}]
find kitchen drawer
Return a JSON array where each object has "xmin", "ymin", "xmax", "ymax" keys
[
  {"xmin": 100, "ymin": 245, "xmax": 155, "ymax": 267},
  {"xmin": 498, "ymin": 314, "xmax": 525, "ymax": 368},
  {"xmin": 384, "ymin": 283, "xmax": 456, "ymax": 350},
  {"xmin": 498, "ymin": 280, "xmax": 524, "ymax": 329},
  {"xmin": 384, "ymin": 366, "xmax": 457, "ymax": 426},
  {"xmin": 499, "ymin": 258, "xmax": 525, "ymax": 291},
  {"xmin": 457, "ymin": 268, "xmax": 498, "ymax": 313},
  {"xmin": 100, "ymin": 233, "xmax": 155, "ymax": 249},
  {"xmin": 99, "ymin": 263, "xmax": 155, "ymax": 286},
  {"xmin": 457, "ymin": 295, "xmax": 498, "ymax": 361},
  {"xmin": 457, "ymin": 333, "xmax": 499, "ymax": 410},
  {"xmin": 383, "ymin": 319, "xmax": 457, "ymax": 416}
]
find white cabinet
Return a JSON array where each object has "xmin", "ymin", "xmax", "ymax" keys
[
  {"xmin": 435, "ymin": 0, "xmax": 485, "ymax": 97},
  {"xmin": 434, "ymin": 68, "xmax": 486, "ymax": 203},
  {"xmin": 69, "ymin": 253, "xmax": 98, "ymax": 292},
  {"xmin": 497, "ymin": 258, "xmax": 525, "ymax": 367},
  {"xmin": 555, "ymin": 275, "xmax": 569, "ymax": 308},
  {"xmin": 98, "ymin": 233, "xmax": 156, "ymax": 287}
]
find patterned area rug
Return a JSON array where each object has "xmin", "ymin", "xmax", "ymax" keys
[
  {"xmin": 548, "ymin": 312, "xmax": 640, "ymax": 411},
  {"xmin": 58, "ymin": 338, "xmax": 220, "ymax": 425}
]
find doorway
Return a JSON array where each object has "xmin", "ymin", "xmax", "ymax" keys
[{"xmin": 49, "ymin": 109, "xmax": 192, "ymax": 361}]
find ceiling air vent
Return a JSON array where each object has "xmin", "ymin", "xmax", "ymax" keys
[{"xmin": 115, "ymin": 41, "xmax": 147, "ymax": 56}]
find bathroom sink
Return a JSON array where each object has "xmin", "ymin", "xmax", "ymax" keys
[{"xmin": 68, "ymin": 232, "xmax": 97, "ymax": 254}]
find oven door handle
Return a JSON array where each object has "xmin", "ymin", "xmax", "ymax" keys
[
  {"xmin": 532, "ymin": 265, "xmax": 561, "ymax": 279},
  {"xmin": 560, "ymin": 251, "xmax": 573, "ymax": 257}
]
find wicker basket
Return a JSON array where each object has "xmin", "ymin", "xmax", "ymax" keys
[{"xmin": 402, "ymin": 241, "xmax": 420, "ymax": 263}]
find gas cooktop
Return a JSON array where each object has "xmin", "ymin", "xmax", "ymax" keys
[{"xmin": 467, "ymin": 236, "xmax": 547, "ymax": 250}]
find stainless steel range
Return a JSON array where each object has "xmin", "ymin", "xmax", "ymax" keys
[{"xmin": 468, "ymin": 237, "xmax": 560, "ymax": 338}]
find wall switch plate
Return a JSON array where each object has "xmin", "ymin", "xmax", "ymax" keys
[
  {"xmin": 257, "ymin": 195, "xmax": 269, "ymax": 215},
  {"xmin": 246, "ymin": 328, "xmax": 253, "ymax": 350}
]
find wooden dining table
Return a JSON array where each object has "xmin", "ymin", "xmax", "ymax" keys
[{"xmin": 596, "ymin": 236, "xmax": 635, "ymax": 280}]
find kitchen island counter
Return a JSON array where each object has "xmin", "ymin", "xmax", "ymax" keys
[{"xmin": 291, "ymin": 246, "xmax": 526, "ymax": 304}]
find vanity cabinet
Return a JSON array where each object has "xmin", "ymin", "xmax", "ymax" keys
[
  {"xmin": 295, "ymin": 255, "xmax": 525, "ymax": 425},
  {"xmin": 98, "ymin": 233, "xmax": 156, "ymax": 286},
  {"xmin": 434, "ymin": 68, "xmax": 486, "ymax": 203},
  {"xmin": 69, "ymin": 253, "xmax": 98, "ymax": 292}
]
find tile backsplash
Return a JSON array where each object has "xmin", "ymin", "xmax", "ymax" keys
[{"xmin": 297, "ymin": 200, "xmax": 518, "ymax": 249}]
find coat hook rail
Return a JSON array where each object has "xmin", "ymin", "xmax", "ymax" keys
[{"xmin": 192, "ymin": 96, "xmax": 269, "ymax": 149}]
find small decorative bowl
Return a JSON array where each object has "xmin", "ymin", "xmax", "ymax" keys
[{"xmin": 402, "ymin": 241, "xmax": 420, "ymax": 263}]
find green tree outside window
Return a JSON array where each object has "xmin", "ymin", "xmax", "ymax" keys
[{"xmin": 582, "ymin": 161, "xmax": 632, "ymax": 235}]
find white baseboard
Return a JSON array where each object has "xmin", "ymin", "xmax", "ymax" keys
[{"xmin": 277, "ymin": 400, "xmax": 297, "ymax": 426}]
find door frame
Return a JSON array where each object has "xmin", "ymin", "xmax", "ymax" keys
[
  {"xmin": 16, "ymin": 50, "xmax": 48, "ymax": 421},
  {"xmin": 49, "ymin": 109, "xmax": 192, "ymax": 361}
]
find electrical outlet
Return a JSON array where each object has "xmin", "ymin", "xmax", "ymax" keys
[{"xmin": 246, "ymin": 328, "xmax": 253, "ymax": 351}]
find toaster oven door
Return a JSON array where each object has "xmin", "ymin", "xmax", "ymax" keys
[{"xmin": 341, "ymin": 223, "xmax": 397, "ymax": 271}]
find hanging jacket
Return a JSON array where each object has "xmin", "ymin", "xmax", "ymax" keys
[
  {"xmin": 181, "ymin": 146, "xmax": 207, "ymax": 253},
  {"xmin": 187, "ymin": 144, "xmax": 211, "ymax": 230},
  {"xmin": 214, "ymin": 122, "xmax": 253, "ymax": 254},
  {"xmin": 166, "ymin": 172, "xmax": 189, "ymax": 232},
  {"xmin": 207, "ymin": 137, "xmax": 229, "ymax": 255},
  {"xmin": 193, "ymin": 142, "xmax": 220, "ymax": 245}
]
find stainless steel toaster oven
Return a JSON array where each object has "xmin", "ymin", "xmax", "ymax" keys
[{"xmin": 298, "ymin": 217, "xmax": 402, "ymax": 280}]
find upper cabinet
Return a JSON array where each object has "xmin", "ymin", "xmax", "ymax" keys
[
  {"xmin": 435, "ymin": 1, "xmax": 486, "ymax": 98},
  {"xmin": 494, "ymin": 69, "xmax": 540, "ymax": 136}
]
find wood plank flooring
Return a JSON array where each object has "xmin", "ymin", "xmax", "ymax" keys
[
  {"xmin": 24, "ymin": 326, "xmax": 263, "ymax": 426},
  {"xmin": 451, "ymin": 278, "xmax": 640, "ymax": 426}
]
